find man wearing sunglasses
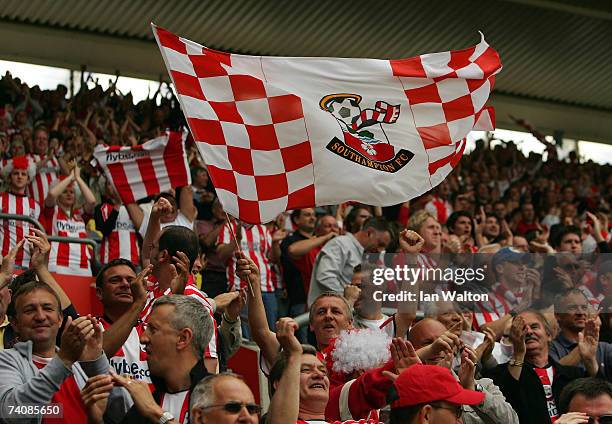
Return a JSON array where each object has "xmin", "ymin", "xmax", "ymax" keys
[
  {"xmin": 551, "ymin": 289, "xmax": 612, "ymax": 381},
  {"xmin": 190, "ymin": 373, "xmax": 260, "ymax": 423},
  {"xmin": 557, "ymin": 378, "xmax": 612, "ymax": 424}
]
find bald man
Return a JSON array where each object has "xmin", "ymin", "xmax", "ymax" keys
[{"xmin": 409, "ymin": 318, "xmax": 518, "ymax": 424}]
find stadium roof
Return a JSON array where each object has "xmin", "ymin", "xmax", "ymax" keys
[{"xmin": 1, "ymin": 0, "xmax": 611, "ymax": 144}]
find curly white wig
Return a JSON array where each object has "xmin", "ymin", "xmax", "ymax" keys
[{"xmin": 331, "ymin": 328, "xmax": 391, "ymax": 374}]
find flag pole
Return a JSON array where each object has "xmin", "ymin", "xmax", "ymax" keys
[{"xmin": 225, "ymin": 212, "xmax": 255, "ymax": 297}]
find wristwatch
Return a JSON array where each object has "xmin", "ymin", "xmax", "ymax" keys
[{"xmin": 159, "ymin": 411, "xmax": 175, "ymax": 424}]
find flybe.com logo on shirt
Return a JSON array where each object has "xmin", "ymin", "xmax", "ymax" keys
[{"xmin": 110, "ymin": 358, "xmax": 151, "ymax": 380}]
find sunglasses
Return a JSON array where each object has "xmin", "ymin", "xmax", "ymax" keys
[
  {"xmin": 430, "ymin": 402, "xmax": 463, "ymax": 418},
  {"xmin": 589, "ymin": 415, "xmax": 612, "ymax": 424},
  {"xmin": 201, "ymin": 401, "xmax": 262, "ymax": 415}
]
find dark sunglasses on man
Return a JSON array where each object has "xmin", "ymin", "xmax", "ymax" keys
[
  {"xmin": 201, "ymin": 401, "xmax": 262, "ymax": 415},
  {"xmin": 589, "ymin": 414, "xmax": 612, "ymax": 424}
]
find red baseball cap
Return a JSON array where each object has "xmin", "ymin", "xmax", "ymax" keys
[{"xmin": 391, "ymin": 364, "xmax": 484, "ymax": 408}]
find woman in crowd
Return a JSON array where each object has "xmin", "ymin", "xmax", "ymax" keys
[{"xmin": 43, "ymin": 164, "xmax": 96, "ymax": 275}]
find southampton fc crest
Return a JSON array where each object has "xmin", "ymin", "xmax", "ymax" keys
[{"xmin": 320, "ymin": 93, "xmax": 414, "ymax": 173}]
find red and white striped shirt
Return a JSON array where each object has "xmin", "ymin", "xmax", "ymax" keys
[
  {"xmin": 218, "ymin": 222, "xmax": 274, "ymax": 292},
  {"xmin": 26, "ymin": 154, "xmax": 60, "ymax": 205},
  {"xmin": 140, "ymin": 283, "xmax": 218, "ymax": 359},
  {"xmin": 159, "ymin": 390, "xmax": 190, "ymax": 424},
  {"xmin": 472, "ymin": 283, "xmax": 523, "ymax": 330},
  {"xmin": 100, "ymin": 318, "xmax": 151, "ymax": 383},
  {"xmin": 424, "ymin": 195, "xmax": 453, "ymax": 224},
  {"xmin": 0, "ymin": 192, "xmax": 41, "ymax": 267},
  {"xmin": 98, "ymin": 203, "xmax": 140, "ymax": 265},
  {"xmin": 43, "ymin": 205, "xmax": 92, "ymax": 276}
]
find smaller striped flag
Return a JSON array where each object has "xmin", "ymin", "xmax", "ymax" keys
[{"xmin": 93, "ymin": 131, "xmax": 191, "ymax": 204}]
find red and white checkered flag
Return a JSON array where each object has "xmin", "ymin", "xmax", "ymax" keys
[
  {"xmin": 93, "ymin": 131, "xmax": 191, "ymax": 204},
  {"xmin": 153, "ymin": 25, "xmax": 501, "ymax": 224}
]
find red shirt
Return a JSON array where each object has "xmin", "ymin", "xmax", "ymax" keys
[{"xmin": 32, "ymin": 356, "xmax": 87, "ymax": 424}]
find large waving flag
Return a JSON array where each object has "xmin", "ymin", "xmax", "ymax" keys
[
  {"xmin": 153, "ymin": 25, "xmax": 502, "ymax": 223},
  {"xmin": 93, "ymin": 131, "xmax": 191, "ymax": 204}
]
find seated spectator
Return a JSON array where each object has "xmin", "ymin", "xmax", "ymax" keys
[
  {"xmin": 408, "ymin": 318, "xmax": 519, "ymax": 423},
  {"xmin": 0, "ymin": 155, "xmax": 40, "ymax": 268},
  {"xmin": 557, "ymin": 378, "xmax": 612, "ymax": 424},
  {"xmin": 190, "ymin": 373, "xmax": 260, "ymax": 424},
  {"xmin": 484, "ymin": 310, "xmax": 594, "ymax": 424},
  {"xmin": 550, "ymin": 289, "xmax": 612, "ymax": 380},
  {"xmin": 387, "ymin": 364, "xmax": 485, "ymax": 424},
  {"xmin": 105, "ymin": 295, "xmax": 214, "ymax": 423},
  {"xmin": 308, "ymin": 217, "xmax": 392, "ymax": 306},
  {"xmin": 0, "ymin": 281, "xmax": 108, "ymax": 422},
  {"xmin": 43, "ymin": 164, "xmax": 96, "ymax": 276}
]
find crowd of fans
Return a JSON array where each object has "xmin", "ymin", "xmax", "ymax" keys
[{"xmin": 0, "ymin": 72, "xmax": 610, "ymax": 423}]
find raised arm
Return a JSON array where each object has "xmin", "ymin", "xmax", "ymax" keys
[
  {"xmin": 236, "ymin": 253, "xmax": 280, "ymax": 366},
  {"xmin": 178, "ymin": 185, "xmax": 197, "ymax": 222},
  {"xmin": 287, "ymin": 233, "xmax": 335, "ymax": 259},
  {"xmin": 27, "ymin": 229, "xmax": 71, "ymax": 310},
  {"xmin": 73, "ymin": 165, "xmax": 97, "ymax": 215},
  {"xmin": 140, "ymin": 197, "xmax": 171, "ymax": 268},
  {"xmin": 125, "ymin": 203, "xmax": 144, "ymax": 231},
  {"xmin": 267, "ymin": 318, "xmax": 302, "ymax": 424},
  {"xmin": 44, "ymin": 172, "xmax": 75, "ymax": 208},
  {"xmin": 102, "ymin": 266, "xmax": 151, "ymax": 358},
  {"xmin": 0, "ymin": 240, "xmax": 25, "ymax": 291}
]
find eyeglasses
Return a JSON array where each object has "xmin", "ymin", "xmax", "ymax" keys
[
  {"xmin": 201, "ymin": 401, "xmax": 262, "ymax": 415},
  {"xmin": 589, "ymin": 414, "xmax": 612, "ymax": 424},
  {"xmin": 430, "ymin": 402, "xmax": 463, "ymax": 418}
]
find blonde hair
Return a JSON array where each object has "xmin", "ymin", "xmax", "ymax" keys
[{"xmin": 407, "ymin": 210, "xmax": 436, "ymax": 233}]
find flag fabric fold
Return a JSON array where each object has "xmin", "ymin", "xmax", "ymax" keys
[
  {"xmin": 153, "ymin": 24, "xmax": 502, "ymax": 223},
  {"xmin": 93, "ymin": 131, "xmax": 191, "ymax": 204}
]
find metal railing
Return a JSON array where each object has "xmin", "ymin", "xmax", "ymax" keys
[{"xmin": 0, "ymin": 213, "xmax": 102, "ymax": 272}]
